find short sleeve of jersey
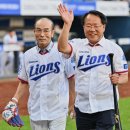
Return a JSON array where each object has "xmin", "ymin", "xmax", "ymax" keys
[
  {"xmin": 64, "ymin": 57, "xmax": 75, "ymax": 78},
  {"xmin": 113, "ymin": 45, "xmax": 128, "ymax": 73},
  {"xmin": 18, "ymin": 54, "xmax": 28, "ymax": 82},
  {"xmin": 69, "ymin": 38, "xmax": 85, "ymax": 55}
]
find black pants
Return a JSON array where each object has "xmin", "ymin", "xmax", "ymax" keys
[{"xmin": 75, "ymin": 107, "xmax": 115, "ymax": 130}]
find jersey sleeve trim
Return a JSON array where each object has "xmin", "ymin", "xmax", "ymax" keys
[
  {"xmin": 115, "ymin": 70, "xmax": 128, "ymax": 74},
  {"xmin": 18, "ymin": 77, "xmax": 28, "ymax": 84},
  {"xmin": 67, "ymin": 74, "xmax": 75, "ymax": 79}
]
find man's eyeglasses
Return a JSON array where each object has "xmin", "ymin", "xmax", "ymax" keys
[
  {"xmin": 35, "ymin": 28, "xmax": 52, "ymax": 34},
  {"xmin": 84, "ymin": 25, "xmax": 102, "ymax": 30}
]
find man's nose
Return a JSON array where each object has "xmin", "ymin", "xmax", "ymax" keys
[
  {"xmin": 89, "ymin": 26, "xmax": 96, "ymax": 31},
  {"xmin": 41, "ymin": 31, "xmax": 46, "ymax": 36}
]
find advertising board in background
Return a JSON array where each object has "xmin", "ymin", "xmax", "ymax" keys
[
  {"xmin": 63, "ymin": 0, "xmax": 96, "ymax": 16},
  {"xmin": 0, "ymin": 0, "xmax": 129, "ymax": 16},
  {"xmin": 0, "ymin": 0, "xmax": 20, "ymax": 15},
  {"xmin": 97, "ymin": 1, "xmax": 129, "ymax": 16},
  {"xmin": 21, "ymin": 0, "xmax": 62, "ymax": 16}
]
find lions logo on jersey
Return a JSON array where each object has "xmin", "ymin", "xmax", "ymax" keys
[
  {"xmin": 29, "ymin": 62, "xmax": 61, "ymax": 81},
  {"xmin": 77, "ymin": 54, "xmax": 110, "ymax": 72}
]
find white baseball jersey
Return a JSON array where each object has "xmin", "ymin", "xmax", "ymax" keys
[
  {"xmin": 18, "ymin": 41, "xmax": 75, "ymax": 121},
  {"xmin": 69, "ymin": 36, "xmax": 128, "ymax": 113},
  {"xmin": 3, "ymin": 33, "xmax": 17, "ymax": 44},
  {"xmin": 0, "ymin": 33, "xmax": 18, "ymax": 76}
]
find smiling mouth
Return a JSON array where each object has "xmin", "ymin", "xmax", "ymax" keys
[
  {"xmin": 89, "ymin": 35, "xmax": 95, "ymax": 38},
  {"xmin": 89, "ymin": 33, "xmax": 96, "ymax": 36}
]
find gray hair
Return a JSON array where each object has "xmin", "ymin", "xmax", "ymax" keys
[{"xmin": 34, "ymin": 18, "xmax": 54, "ymax": 30}]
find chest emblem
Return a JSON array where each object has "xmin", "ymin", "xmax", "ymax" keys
[{"xmin": 77, "ymin": 54, "xmax": 110, "ymax": 71}]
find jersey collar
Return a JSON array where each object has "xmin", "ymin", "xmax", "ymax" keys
[
  {"xmin": 36, "ymin": 41, "xmax": 54, "ymax": 54},
  {"xmin": 85, "ymin": 36, "xmax": 106, "ymax": 47}
]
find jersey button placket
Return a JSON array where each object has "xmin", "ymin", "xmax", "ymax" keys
[
  {"xmin": 39, "ymin": 55, "xmax": 48, "ymax": 119},
  {"xmin": 89, "ymin": 47, "xmax": 97, "ymax": 112}
]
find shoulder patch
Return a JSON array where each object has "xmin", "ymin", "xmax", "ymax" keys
[{"xmin": 124, "ymin": 64, "xmax": 128, "ymax": 69}]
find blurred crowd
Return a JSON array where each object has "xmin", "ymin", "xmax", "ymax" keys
[{"xmin": 0, "ymin": 28, "xmax": 23, "ymax": 77}]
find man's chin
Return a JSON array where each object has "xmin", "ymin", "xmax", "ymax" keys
[
  {"xmin": 88, "ymin": 37, "xmax": 100, "ymax": 43},
  {"xmin": 38, "ymin": 42, "xmax": 48, "ymax": 48}
]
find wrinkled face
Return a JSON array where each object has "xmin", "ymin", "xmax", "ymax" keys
[
  {"xmin": 34, "ymin": 19, "xmax": 54, "ymax": 48},
  {"xmin": 83, "ymin": 14, "xmax": 105, "ymax": 44}
]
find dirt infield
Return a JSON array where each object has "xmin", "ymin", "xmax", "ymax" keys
[{"xmin": 0, "ymin": 68, "xmax": 130, "ymax": 119}]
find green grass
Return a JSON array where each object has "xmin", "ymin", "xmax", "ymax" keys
[
  {"xmin": 66, "ymin": 116, "xmax": 76, "ymax": 130},
  {"xmin": 0, "ymin": 97, "xmax": 130, "ymax": 130},
  {"xmin": 0, "ymin": 116, "xmax": 76, "ymax": 130},
  {"xmin": 0, "ymin": 116, "xmax": 31, "ymax": 130},
  {"xmin": 119, "ymin": 97, "xmax": 130, "ymax": 130}
]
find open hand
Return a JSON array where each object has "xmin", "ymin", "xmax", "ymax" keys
[{"xmin": 58, "ymin": 4, "xmax": 74, "ymax": 25}]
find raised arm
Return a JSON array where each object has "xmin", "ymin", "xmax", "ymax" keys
[{"xmin": 57, "ymin": 4, "xmax": 74, "ymax": 54}]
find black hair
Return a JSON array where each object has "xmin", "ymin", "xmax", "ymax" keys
[
  {"xmin": 81, "ymin": 10, "xmax": 107, "ymax": 26},
  {"xmin": 7, "ymin": 28, "xmax": 15, "ymax": 32}
]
